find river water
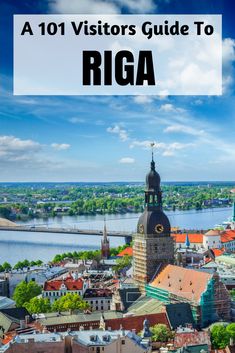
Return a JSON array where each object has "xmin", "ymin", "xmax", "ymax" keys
[{"xmin": 0, "ymin": 207, "xmax": 232, "ymax": 265}]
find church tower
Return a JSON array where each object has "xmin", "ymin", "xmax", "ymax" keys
[
  {"xmin": 101, "ymin": 221, "xmax": 110, "ymax": 259},
  {"xmin": 133, "ymin": 152, "xmax": 174, "ymax": 292}
]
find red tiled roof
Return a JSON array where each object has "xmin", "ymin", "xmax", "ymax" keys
[
  {"xmin": 44, "ymin": 276, "xmax": 84, "ymax": 291},
  {"xmin": 205, "ymin": 229, "xmax": 221, "ymax": 237},
  {"xmin": 211, "ymin": 248, "xmax": 224, "ymax": 257},
  {"xmin": 172, "ymin": 233, "xmax": 203, "ymax": 244},
  {"xmin": 117, "ymin": 247, "xmax": 133, "ymax": 257},
  {"xmin": 150, "ymin": 264, "xmax": 212, "ymax": 303},
  {"xmin": 174, "ymin": 330, "xmax": 211, "ymax": 348},
  {"xmin": 221, "ymin": 230, "xmax": 235, "ymax": 243}
]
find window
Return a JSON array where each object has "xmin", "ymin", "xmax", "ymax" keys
[{"xmin": 122, "ymin": 340, "xmax": 125, "ymax": 345}]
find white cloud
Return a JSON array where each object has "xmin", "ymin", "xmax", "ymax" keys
[
  {"xmin": 159, "ymin": 104, "xmax": 185, "ymax": 113},
  {"xmin": 223, "ymin": 38, "xmax": 235, "ymax": 64},
  {"xmin": 222, "ymin": 38, "xmax": 235, "ymax": 93},
  {"xmin": 133, "ymin": 95, "xmax": 154, "ymax": 104},
  {"xmin": 164, "ymin": 124, "xmax": 205, "ymax": 136},
  {"xmin": 129, "ymin": 139, "xmax": 193, "ymax": 156},
  {"xmin": 69, "ymin": 117, "xmax": 86, "ymax": 124},
  {"xmin": 0, "ymin": 136, "xmax": 41, "ymax": 160},
  {"xmin": 50, "ymin": 0, "xmax": 119, "ymax": 14},
  {"xmin": 49, "ymin": 0, "xmax": 155, "ymax": 14},
  {"xmin": 51, "ymin": 143, "xmax": 71, "ymax": 151},
  {"xmin": 119, "ymin": 157, "xmax": 135, "ymax": 164},
  {"xmin": 107, "ymin": 125, "xmax": 129, "ymax": 141},
  {"xmin": 117, "ymin": 0, "xmax": 155, "ymax": 13}
]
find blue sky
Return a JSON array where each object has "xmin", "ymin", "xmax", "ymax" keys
[{"xmin": 0, "ymin": 0, "xmax": 235, "ymax": 182}]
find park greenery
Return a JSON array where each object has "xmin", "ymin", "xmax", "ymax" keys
[
  {"xmin": 150, "ymin": 324, "xmax": 173, "ymax": 342},
  {"xmin": 139, "ymin": 324, "xmax": 173, "ymax": 342},
  {"xmin": 24, "ymin": 293, "xmax": 89, "ymax": 314},
  {"xmin": 210, "ymin": 323, "xmax": 235, "ymax": 349},
  {"xmin": 51, "ymin": 243, "xmax": 131, "ymax": 263},
  {"xmin": 114, "ymin": 255, "xmax": 132, "ymax": 272},
  {"xmin": 13, "ymin": 280, "xmax": 42, "ymax": 307},
  {"xmin": 0, "ymin": 182, "xmax": 234, "ymax": 221},
  {"xmin": 0, "ymin": 242, "xmax": 132, "ymax": 269}
]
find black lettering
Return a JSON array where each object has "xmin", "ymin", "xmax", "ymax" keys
[
  {"xmin": 83, "ymin": 51, "xmax": 102, "ymax": 85},
  {"xmin": 115, "ymin": 51, "xmax": 134, "ymax": 86},
  {"xmin": 21, "ymin": 21, "xmax": 33, "ymax": 35},
  {"xmin": 136, "ymin": 51, "xmax": 155, "ymax": 85}
]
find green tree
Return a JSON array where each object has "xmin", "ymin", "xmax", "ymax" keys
[
  {"xmin": 51, "ymin": 293, "xmax": 89, "ymax": 313},
  {"xmin": 52, "ymin": 254, "xmax": 62, "ymax": 263},
  {"xmin": 35, "ymin": 260, "xmax": 43, "ymax": 266},
  {"xmin": 2, "ymin": 262, "xmax": 12, "ymax": 272},
  {"xmin": 150, "ymin": 324, "xmax": 173, "ymax": 342},
  {"xmin": 211, "ymin": 324, "xmax": 230, "ymax": 349},
  {"xmin": 115, "ymin": 255, "xmax": 132, "ymax": 273},
  {"xmin": 226, "ymin": 323, "xmax": 235, "ymax": 341},
  {"xmin": 0, "ymin": 206, "xmax": 11, "ymax": 219},
  {"xmin": 24, "ymin": 297, "xmax": 51, "ymax": 314},
  {"xmin": 14, "ymin": 261, "xmax": 24, "ymax": 271},
  {"xmin": 13, "ymin": 280, "xmax": 42, "ymax": 307}
]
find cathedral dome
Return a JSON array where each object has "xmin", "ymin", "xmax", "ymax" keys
[
  {"xmin": 146, "ymin": 159, "xmax": 160, "ymax": 192},
  {"xmin": 137, "ymin": 208, "xmax": 171, "ymax": 236}
]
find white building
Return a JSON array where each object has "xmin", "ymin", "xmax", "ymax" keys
[
  {"xmin": 42, "ymin": 274, "xmax": 88, "ymax": 303},
  {"xmin": 203, "ymin": 229, "xmax": 222, "ymax": 250}
]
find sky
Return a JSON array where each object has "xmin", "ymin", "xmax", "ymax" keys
[{"xmin": 0, "ymin": 0, "xmax": 235, "ymax": 182}]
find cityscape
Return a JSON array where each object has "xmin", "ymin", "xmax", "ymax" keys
[
  {"xmin": 1, "ymin": 0, "xmax": 235, "ymax": 352},
  {"xmin": 0, "ymin": 155, "xmax": 234, "ymax": 353}
]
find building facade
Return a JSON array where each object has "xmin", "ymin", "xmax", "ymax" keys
[
  {"xmin": 133, "ymin": 155, "xmax": 175, "ymax": 292},
  {"xmin": 42, "ymin": 274, "xmax": 88, "ymax": 303},
  {"xmin": 101, "ymin": 222, "xmax": 110, "ymax": 259}
]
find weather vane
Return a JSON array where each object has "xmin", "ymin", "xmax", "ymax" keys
[{"xmin": 150, "ymin": 142, "xmax": 156, "ymax": 161}]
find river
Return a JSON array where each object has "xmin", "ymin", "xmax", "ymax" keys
[{"xmin": 0, "ymin": 207, "xmax": 232, "ymax": 265}]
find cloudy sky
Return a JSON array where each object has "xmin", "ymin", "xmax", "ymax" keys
[{"xmin": 0, "ymin": 0, "xmax": 235, "ymax": 182}]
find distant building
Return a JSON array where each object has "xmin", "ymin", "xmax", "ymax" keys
[
  {"xmin": 42, "ymin": 274, "xmax": 88, "ymax": 303},
  {"xmin": 146, "ymin": 265, "xmax": 231, "ymax": 327},
  {"xmin": 0, "ymin": 308, "xmax": 33, "ymax": 340},
  {"xmin": 133, "ymin": 155, "xmax": 174, "ymax": 292},
  {"xmin": 132, "ymin": 155, "xmax": 232, "ymax": 328},
  {"xmin": 1, "ymin": 329, "xmax": 151, "ymax": 353},
  {"xmin": 173, "ymin": 326, "xmax": 211, "ymax": 350},
  {"xmin": 0, "ymin": 297, "xmax": 15, "ymax": 310},
  {"xmin": 101, "ymin": 222, "xmax": 110, "ymax": 259},
  {"xmin": 37, "ymin": 309, "xmax": 169, "ymax": 333},
  {"xmin": 203, "ymin": 229, "xmax": 222, "ymax": 250},
  {"xmin": 83, "ymin": 288, "xmax": 112, "ymax": 311},
  {"xmin": 117, "ymin": 247, "xmax": 133, "ymax": 257},
  {"xmin": 0, "ymin": 278, "xmax": 9, "ymax": 298}
]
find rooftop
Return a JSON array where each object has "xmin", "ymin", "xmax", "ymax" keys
[
  {"xmin": 149, "ymin": 265, "xmax": 212, "ymax": 303},
  {"xmin": 172, "ymin": 233, "xmax": 203, "ymax": 244},
  {"xmin": 0, "ymin": 296, "xmax": 15, "ymax": 309},
  {"xmin": 37, "ymin": 310, "xmax": 123, "ymax": 326},
  {"xmin": 84, "ymin": 288, "xmax": 112, "ymax": 298},
  {"xmin": 127, "ymin": 296, "xmax": 165, "ymax": 315},
  {"xmin": 117, "ymin": 247, "xmax": 133, "ymax": 257},
  {"xmin": 44, "ymin": 275, "xmax": 84, "ymax": 291}
]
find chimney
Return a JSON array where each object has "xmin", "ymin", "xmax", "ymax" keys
[
  {"xmin": 20, "ymin": 320, "xmax": 26, "ymax": 329},
  {"xmin": 25, "ymin": 315, "xmax": 30, "ymax": 326}
]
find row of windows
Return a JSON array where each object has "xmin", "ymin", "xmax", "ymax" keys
[
  {"xmin": 43, "ymin": 290, "xmax": 81, "ymax": 297},
  {"xmin": 85, "ymin": 300, "xmax": 110, "ymax": 304}
]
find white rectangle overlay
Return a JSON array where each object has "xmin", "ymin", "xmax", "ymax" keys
[{"xmin": 14, "ymin": 14, "xmax": 222, "ymax": 95}]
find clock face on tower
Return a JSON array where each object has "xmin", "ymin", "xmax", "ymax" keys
[
  {"xmin": 155, "ymin": 224, "xmax": 164, "ymax": 234},
  {"xmin": 138, "ymin": 224, "xmax": 144, "ymax": 234}
]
